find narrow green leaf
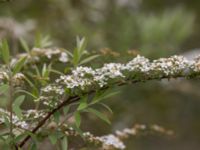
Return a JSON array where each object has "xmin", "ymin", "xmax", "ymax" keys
[
  {"xmin": 16, "ymin": 90, "xmax": 37, "ymax": 99},
  {"xmin": 73, "ymin": 48, "xmax": 80, "ymax": 67},
  {"xmin": 64, "ymin": 49, "xmax": 73, "ymax": 57},
  {"xmin": 12, "ymin": 95, "xmax": 25, "ymax": 118},
  {"xmin": 30, "ymin": 142, "xmax": 37, "ymax": 150},
  {"xmin": 12, "ymin": 56, "xmax": 27, "ymax": 75},
  {"xmin": 77, "ymin": 97, "xmax": 88, "ymax": 111},
  {"xmin": 53, "ymin": 111, "xmax": 60, "ymax": 124},
  {"xmin": 77, "ymin": 37, "xmax": 87, "ymax": 55},
  {"xmin": 13, "ymin": 95, "xmax": 25, "ymax": 106},
  {"xmin": 42, "ymin": 64, "xmax": 47, "ymax": 77},
  {"xmin": 61, "ymin": 136, "xmax": 68, "ymax": 150},
  {"xmin": 49, "ymin": 134, "xmax": 57, "ymax": 145},
  {"xmin": 0, "ymin": 84, "xmax": 9, "ymax": 94},
  {"xmin": 87, "ymin": 108, "xmax": 110, "ymax": 124},
  {"xmin": 14, "ymin": 133, "xmax": 27, "ymax": 143},
  {"xmin": 79, "ymin": 55, "xmax": 99, "ymax": 65},
  {"xmin": 19, "ymin": 38, "xmax": 30, "ymax": 53},
  {"xmin": 99, "ymin": 103, "xmax": 113, "ymax": 114},
  {"xmin": 50, "ymin": 69, "xmax": 64, "ymax": 75},
  {"xmin": 77, "ymin": 102, "xmax": 87, "ymax": 111},
  {"xmin": 91, "ymin": 91, "xmax": 120, "ymax": 105},
  {"xmin": 34, "ymin": 65, "xmax": 41, "ymax": 77},
  {"xmin": 0, "ymin": 39, "xmax": 10, "ymax": 64},
  {"xmin": 34, "ymin": 32, "xmax": 42, "ymax": 48},
  {"xmin": 75, "ymin": 112, "xmax": 81, "ymax": 128}
]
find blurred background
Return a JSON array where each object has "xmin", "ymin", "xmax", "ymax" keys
[{"xmin": 0, "ymin": 0, "xmax": 200, "ymax": 149}]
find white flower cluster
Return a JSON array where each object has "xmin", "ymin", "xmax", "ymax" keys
[
  {"xmin": 150, "ymin": 56, "xmax": 191, "ymax": 76},
  {"xmin": 0, "ymin": 71, "xmax": 25, "ymax": 86},
  {"xmin": 42, "ymin": 55, "xmax": 200, "ymax": 99},
  {"xmin": 123, "ymin": 55, "xmax": 150, "ymax": 73},
  {"xmin": 79, "ymin": 123, "xmax": 173, "ymax": 150},
  {"xmin": 55, "ymin": 66, "xmax": 95, "ymax": 89},
  {"xmin": 32, "ymin": 48, "xmax": 69, "ymax": 63},
  {"xmin": 42, "ymin": 85, "xmax": 65, "ymax": 95},
  {"xmin": 97, "ymin": 134, "xmax": 125, "ymax": 150},
  {"xmin": 95, "ymin": 63, "xmax": 125, "ymax": 87},
  {"xmin": 0, "ymin": 71, "xmax": 8, "ymax": 82},
  {"xmin": 82, "ymin": 132, "xmax": 125, "ymax": 150},
  {"xmin": 14, "ymin": 48, "xmax": 69, "ymax": 64},
  {"xmin": 191, "ymin": 56, "xmax": 200, "ymax": 72},
  {"xmin": 62, "ymin": 123, "xmax": 173, "ymax": 150},
  {"xmin": 59, "ymin": 52, "xmax": 68, "ymax": 63},
  {"xmin": 23, "ymin": 109, "xmax": 46, "ymax": 120},
  {"xmin": 115, "ymin": 124, "xmax": 146, "ymax": 139},
  {"xmin": 0, "ymin": 108, "xmax": 28, "ymax": 129},
  {"xmin": 13, "ymin": 73, "xmax": 25, "ymax": 86}
]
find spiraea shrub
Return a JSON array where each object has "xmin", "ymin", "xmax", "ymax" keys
[{"xmin": 0, "ymin": 37, "xmax": 200, "ymax": 150}]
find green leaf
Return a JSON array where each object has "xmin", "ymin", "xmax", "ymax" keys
[
  {"xmin": 19, "ymin": 38, "xmax": 30, "ymax": 53},
  {"xmin": 77, "ymin": 97, "xmax": 88, "ymax": 111},
  {"xmin": 16, "ymin": 90, "xmax": 38, "ymax": 99},
  {"xmin": 77, "ymin": 102, "xmax": 87, "ymax": 111},
  {"xmin": 12, "ymin": 56, "xmax": 27, "ymax": 75},
  {"xmin": 61, "ymin": 136, "xmax": 68, "ymax": 150},
  {"xmin": 29, "ymin": 142, "xmax": 37, "ymax": 150},
  {"xmin": 0, "ymin": 39, "xmax": 10, "ymax": 65},
  {"xmin": 50, "ymin": 69, "xmax": 64, "ymax": 75},
  {"xmin": 72, "ymin": 37, "xmax": 88, "ymax": 67},
  {"xmin": 91, "ymin": 91, "xmax": 120, "ymax": 105},
  {"xmin": 0, "ymin": 84, "xmax": 9, "ymax": 94},
  {"xmin": 75, "ymin": 112, "xmax": 81, "ymax": 128},
  {"xmin": 49, "ymin": 134, "xmax": 57, "ymax": 145},
  {"xmin": 48, "ymin": 131, "xmax": 64, "ymax": 145},
  {"xmin": 79, "ymin": 55, "xmax": 99, "ymax": 65},
  {"xmin": 34, "ymin": 33, "xmax": 52, "ymax": 48},
  {"xmin": 14, "ymin": 133, "xmax": 27, "ymax": 143},
  {"xmin": 77, "ymin": 37, "xmax": 87, "ymax": 55},
  {"xmin": 13, "ymin": 95, "xmax": 25, "ymax": 107},
  {"xmin": 42, "ymin": 64, "xmax": 49, "ymax": 78},
  {"xmin": 73, "ymin": 48, "xmax": 80, "ymax": 67},
  {"xmin": 12, "ymin": 95, "xmax": 25, "ymax": 119},
  {"xmin": 86, "ymin": 108, "xmax": 110, "ymax": 124},
  {"xmin": 64, "ymin": 49, "xmax": 73, "ymax": 57},
  {"xmin": 99, "ymin": 103, "xmax": 113, "ymax": 114},
  {"xmin": 53, "ymin": 111, "xmax": 60, "ymax": 124}
]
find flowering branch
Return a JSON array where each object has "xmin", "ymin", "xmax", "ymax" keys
[{"xmin": 17, "ymin": 55, "xmax": 200, "ymax": 148}]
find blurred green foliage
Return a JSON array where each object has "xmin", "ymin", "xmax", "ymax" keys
[{"xmin": 0, "ymin": 0, "xmax": 195, "ymax": 59}]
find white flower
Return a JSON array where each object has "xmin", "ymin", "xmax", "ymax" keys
[
  {"xmin": 0, "ymin": 108, "xmax": 29, "ymax": 129},
  {"xmin": 0, "ymin": 71, "xmax": 8, "ymax": 81},
  {"xmin": 97, "ymin": 134, "xmax": 125, "ymax": 149},
  {"xmin": 124, "ymin": 55, "xmax": 150, "ymax": 72},
  {"xmin": 59, "ymin": 52, "xmax": 68, "ymax": 63}
]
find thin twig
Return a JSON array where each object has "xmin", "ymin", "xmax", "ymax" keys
[{"xmin": 18, "ymin": 96, "xmax": 80, "ymax": 148}]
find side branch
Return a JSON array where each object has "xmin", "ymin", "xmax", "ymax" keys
[{"xmin": 18, "ymin": 96, "xmax": 80, "ymax": 148}]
